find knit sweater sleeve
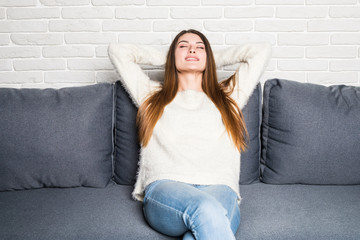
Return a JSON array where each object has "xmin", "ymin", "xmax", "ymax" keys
[
  {"xmin": 214, "ymin": 43, "xmax": 272, "ymax": 109},
  {"xmin": 108, "ymin": 43, "xmax": 167, "ymax": 106}
]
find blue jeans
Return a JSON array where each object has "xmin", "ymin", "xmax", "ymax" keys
[{"xmin": 143, "ymin": 180, "xmax": 240, "ymax": 240}]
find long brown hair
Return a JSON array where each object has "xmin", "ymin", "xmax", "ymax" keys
[{"xmin": 136, "ymin": 29, "xmax": 248, "ymax": 152}]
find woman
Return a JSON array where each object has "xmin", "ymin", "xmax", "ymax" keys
[{"xmin": 108, "ymin": 29, "xmax": 271, "ymax": 240}]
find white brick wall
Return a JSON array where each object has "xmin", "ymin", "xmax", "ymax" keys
[{"xmin": 0, "ymin": 0, "xmax": 360, "ymax": 88}]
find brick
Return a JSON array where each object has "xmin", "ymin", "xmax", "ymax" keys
[
  {"xmin": 14, "ymin": 59, "xmax": 66, "ymax": 71},
  {"xmin": 7, "ymin": 7, "xmax": 60, "ymax": 19},
  {"xmin": 262, "ymin": 71, "xmax": 306, "ymax": 83},
  {"xmin": 11, "ymin": 34, "xmax": 63, "ymax": 45},
  {"xmin": 308, "ymin": 20, "xmax": 360, "ymax": 32},
  {"xmin": 331, "ymin": 34, "xmax": 360, "ymax": 44},
  {"xmin": 0, "ymin": 47, "xmax": 41, "ymax": 58},
  {"xmin": 276, "ymin": 7, "xmax": 327, "ymax": 18},
  {"xmin": 147, "ymin": 0, "xmax": 200, "ymax": 6},
  {"xmin": 67, "ymin": 59, "xmax": 113, "ymax": 70},
  {"xmin": 225, "ymin": 7, "xmax": 274, "ymax": 18},
  {"xmin": 95, "ymin": 46, "xmax": 108, "ymax": 57},
  {"xmin": 40, "ymin": 0, "xmax": 90, "ymax": 6},
  {"xmin": 0, "ymin": 84, "xmax": 21, "ymax": 88},
  {"xmin": 0, "ymin": 60, "xmax": 12, "ymax": 71},
  {"xmin": 171, "ymin": 7, "xmax": 222, "ymax": 19},
  {"xmin": 203, "ymin": 0, "xmax": 252, "ymax": 5},
  {"xmin": 306, "ymin": 0, "xmax": 356, "ymax": 4},
  {"xmin": 116, "ymin": 7, "xmax": 168, "ymax": 19},
  {"xmin": 103, "ymin": 20, "xmax": 151, "ymax": 31},
  {"xmin": 65, "ymin": 33, "xmax": 116, "ymax": 44},
  {"xmin": 0, "ymin": 21, "xmax": 47, "ymax": 33},
  {"xmin": 330, "ymin": 7, "xmax": 360, "ymax": 18},
  {"xmin": 223, "ymin": 59, "xmax": 275, "ymax": 71},
  {"xmin": 0, "ymin": 0, "xmax": 36, "ymax": 7},
  {"xmin": 255, "ymin": 0, "xmax": 304, "ymax": 4},
  {"xmin": 96, "ymin": 71, "xmax": 119, "ymax": 83},
  {"xmin": 330, "ymin": 60, "xmax": 360, "ymax": 71},
  {"xmin": 203, "ymin": 33, "xmax": 224, "ymax": 45},
  {"xmin": 117, "ymin": 33, "xmax": 169, "ymax": 45},
  {"xmin": 0, "ymin": 8, "xmax": 4, "ymax": 18},
  {"xmin": 256, "ymin": 20, "xmax": 307, "ymax": 32},
  {"xmin": 204, "ymin": 20, "xmax": 253, "ymax": 32},
  {"xmin": 153, "ymin": 20, "xmax": 203, "ymax": 32},
  {"xmin": 272, "ymin": 47, "xmax": 304, "ymax": 58},
  {"xmin": 278, "ymin": 60, "xmax": 328, "ymax": 71},
  {"xmin": 49, "ymin": 20, "xmax": 101, "ymax": 32},
  {"xmin": 278, "ymin": 33, "xmax": 329, "ymax": 46},
  {"xmin": 0, "ymin": 34, "xmax": 10, "ymax": 45},
  {"xmin": 45, "ymin": 71, "xmax": 95, "ymax": 83},
  {"xmin": 62, "ymin": 7, "xmax": 113, "ymax": 19},
  {"xmin": 0, "ymin": 72, "xmax": 42, "ymax": 84},
  {"xmin": 226, "ymin": 33, "xmax": 276, "ymax": 45},
  {"xmin": 92, "ymin": 0, "xmax": 144, "ymax": 5},
  {"xmin": 306, "ymin": 46, "xmax": 357, "ymax": 58},
  {"xmin": 43, "ymin": 46, "xmax": 94, "ymax": 58},
  {"xmin": 21, "ymin": 83, "xmax": 89, "ymax": 89},
  {"xmin": 307, "ymin": 72, "xmax": 358, "ymax": 84}
]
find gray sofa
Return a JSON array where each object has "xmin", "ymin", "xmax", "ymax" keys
[{"xmin": 1, "ymin": 78, "xmax": 359, "ymax": 240}]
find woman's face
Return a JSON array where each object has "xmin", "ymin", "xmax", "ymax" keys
[{"xmin": 174, "ymin": 33, "xmax": 207, "ymax": 74}]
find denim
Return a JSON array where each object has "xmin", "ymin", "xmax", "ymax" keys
[{"xmin": 143, "ymin": 180, "xmax": 240, "ymax": 240}]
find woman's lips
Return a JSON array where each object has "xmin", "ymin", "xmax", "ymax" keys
[{"xmin": 185, "ymin": 57, "xmax": 199, "ymax": 61}]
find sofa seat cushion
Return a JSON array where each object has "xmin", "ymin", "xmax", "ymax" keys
[
  {"xmin": 0, "ymin": 183, "xmax": 175, "ymax": 240},
  {"xmin": 1, "ymin": 183, "xmax": 359, "ymax": 240},
  {"xmin": 238, "ymin": 183, "xmax": 360, "ymax": 240}
]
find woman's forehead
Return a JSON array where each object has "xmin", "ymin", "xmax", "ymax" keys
[{"xmin": 177, "ymin": 33, "xmax": 204, "ymax": 44}]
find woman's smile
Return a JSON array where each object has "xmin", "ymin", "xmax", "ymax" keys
[{"xmin": 185, "ymin": 56, "xmax": 199, "ymax": 61}]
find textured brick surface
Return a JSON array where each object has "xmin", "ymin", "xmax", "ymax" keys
[{"xmin": 0, "ymin": 0, "xmax": 359, "ymax": 87}]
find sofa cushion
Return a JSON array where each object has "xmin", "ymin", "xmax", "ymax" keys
[
  {"xmin": 0, "ymin": 184, "xmax": 175, "ymax": 240},
  {"xmin": 261, "ymin": 78, "xmax": 360, "ymax": 184},
  {"xmin": 113, "ymin": 81, "xmax": 141, "ymax": 185},
  {"xmin": 238, "ymin": 183, "xmax": 360, "ymax": 240},
  {"xmin": 1, "ymin": 183, "xmax": 359, "ymax": 240},
  {"xmin": 0, "ymin": 84, "xmax": 114, "ymax": 191},
  {"xmin": 113, "ymin": 82, "xmax": 262, "ymax": 185},
  {"xmin": 240, "ymin": 83, "xmax": 262, "ymax": 184}
]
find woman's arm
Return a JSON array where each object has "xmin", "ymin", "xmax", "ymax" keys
[
  {"xmin": 108, "ymin": 43, "xmax": 167, "ymax": 106},
  {"xmin": 214, "ymin": 43, "xmax": 272, "ymax": 109}
]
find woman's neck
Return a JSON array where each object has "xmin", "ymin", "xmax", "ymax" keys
[{"xmin": 177, "ymin": 72, "xmax": 203, "ymax": 92}]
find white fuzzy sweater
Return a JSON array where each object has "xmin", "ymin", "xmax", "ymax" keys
[{"xmin": 108, "ymin": 43, "xmax": 271, "ymax": 201}]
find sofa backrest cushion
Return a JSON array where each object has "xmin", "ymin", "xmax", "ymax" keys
[
  {"xmin": 113, "ymin": 82, "xmax": 140, "ymax": 185},
  {"xmin": 0, "ymin": 84, "xmax": 114, "ymax": 191},
  {"xmin": 240, "ymin": 83, "xmax": 262, "ymax": 184},
  {"xmin": 261, "ymin": 78, "xmax": 360, "ymax": 185},
  {"xmin": 114, "ymin": 81, "xmax": 262, "ymax": 185}
]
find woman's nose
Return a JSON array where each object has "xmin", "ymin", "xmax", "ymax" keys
[{"xmin": 189, "ymin": 47, "xmax": 195, "ymax": 53}]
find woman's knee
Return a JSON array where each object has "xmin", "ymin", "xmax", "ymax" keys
[
  {"xmin": 143, "ymin": 196, "xmax": 188, "ymax": 236},
  {"xmin": 189, "ymin": 197, "xmax": 228, "ymax": 227}
]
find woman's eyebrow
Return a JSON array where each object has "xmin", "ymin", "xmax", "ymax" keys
[
  {"xmin": 177, "ymin": 40, "xmax": 204, "ymax": 45},
  {"xmin": 177, "ymin": 40, "xmax": 189, "ymax": 45}
]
